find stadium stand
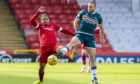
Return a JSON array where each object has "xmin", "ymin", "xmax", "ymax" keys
[
  {"xmin": 0, "ymin": 0, "xmax": 28, "ymax": 50},
  {"xmin": 8, "ymin": 0, "xmax": 112, "ymax": 54},
  {"xmin": 78, "ymin": 0, "xmax": 140, "ymax": 53},
  {"xmin": 7, "ymin": 0, "xmax": 140, "ymax": 54}
]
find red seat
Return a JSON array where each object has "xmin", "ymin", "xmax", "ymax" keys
[
  {"xmin": 61, "ymin": 19, "xmax": 69, "ymax": 24},
  {"xmin": 31, "ymin": 0, "xmax": 39, "ymax": 4},
  {"xmin": 59, "ymin": 14, "xmax": 67, "ymax": 20},
  {"xmin": 17, "ymin": 14, "xmax": 26, "ymax": 19},
  {"xmin": 49, "ymin": 14, "xmax": 58, "ymax": 19},
  {"xmin": 24, "ymin": 29, "xmax": 36, "ymax": 36},
  {"xmin": 21, "ymin": 24, "xmax": 32, "ymax": 30},
  {"xmin": 45, "ymin": 8, "xmax": 53, "ymax": 15},
  {"xmin": 51, "ymin": 19, "xmax": 59, "ymax": 24},
  {"xmin": 19, "ymin": 19, "xmax": 30, "ymax": 25},
  {"xmin": 23, "ymin": 4, "xmax": 32, "ymax": 9},
  {"xmin": 67, "ymin": 15, "xmax": 75, "ymax": 20},
  {"xmin": 55, "ymin": 8, "xmax": 63, "ymax": 15},
  {"xmin": 82, "ymin": 5, "xmax": 88, "ymax": 9},
  {"xmin": 64, "ymin": 9, "xmax": 73, "ymax": 15},
  {"xmin": 60, "ymin": 0, "xmax": 67, "ymax": 5},
  {"xmin": 27, "ymin": 35, "xmax": 39, "ymax": 43},
  {"xmin": 15, "ymin": 9, "xmax": 24, "ymax": 14},
  {"xmin": 69, "ymin": 0, "xmax": 78, "ymax": 5},
  {"xmin": 20, "ymin": 0, "xmax": 29, "ymax": 4},
  {"xmin": 50, "ymin": 0, "xmax": 59, "ymax": 5},
  {"xmin": 29, "ymin": 42, "xmax": 40, "ymax": 49},
  {"xmin": 25, "ymin": 9, "xmax": 33, "ymax": 15},
  {"xmin": 9, "ymin": 0, "xmax": 19, "ymax": 4},
  {"xmin": 70, "ymin": 5, "xmax": 80, "ymax": 9},
  {"xmin": 12, "ymin": 3, "xmax": 23, "ymax": 9}
]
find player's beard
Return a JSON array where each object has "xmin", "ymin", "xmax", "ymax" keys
[
  {"xmin": 43, "ymin": 22, "xmax": 49, "ymax": 25},
  {"xmin": 88, "ymin": 9, "xmax": 95, "ymax": 13}
]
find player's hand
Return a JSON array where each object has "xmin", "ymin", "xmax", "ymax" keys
[{"xmin": 38, "ymin": 6, "xmax": 46, "ymax": 12}]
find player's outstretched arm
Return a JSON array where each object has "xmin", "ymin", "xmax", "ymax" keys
[
  {"xmin": 99, "ymin": 24, "xmax": 105, "ymax": 44},
  {"xmin": 30, "ymin": 6, "xmax": 46, "ymax": 26},
  {"xmin": 60, "ymin": 28, "xmax": 75, "ymax": 36}
]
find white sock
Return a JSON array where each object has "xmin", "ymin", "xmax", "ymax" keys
[
  {"xmin": 92, "ymin": 69, "xmax": 97, "ymax": 78},
  {"xmin": 61, "ymin": 47, "xmax": 69, "ymax": 55},
  {"xmin": 88, "ymin": 66, "xmax": 91, "ymax": 70},
  {"xmin": 83, "ymin": 65, "xmax": 86, "ymax": 68}
]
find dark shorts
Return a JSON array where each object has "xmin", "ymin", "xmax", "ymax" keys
[{"xmin": 75, "ymin": 33, "xmax": 96, "ymax": 49}]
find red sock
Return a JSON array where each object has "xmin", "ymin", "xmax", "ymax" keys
[
  {"xmin": 89, "ymin": 57, "xmax": 91, "ymax": 66},
  {"xmin": 82, "ymin": 55, "xmax": 86, "ymax": 65},
  {"xmin": 39, "ymin": 69, "xmax": 44, "ymax": 82}
]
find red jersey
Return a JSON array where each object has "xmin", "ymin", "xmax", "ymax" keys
[
  {"xmin": 35, "ymin": 23, "xmax": 62, "ymax": 46},
  {"xmin": 30, "ymin": 12, "xmax": 74, "ymax": 46}
]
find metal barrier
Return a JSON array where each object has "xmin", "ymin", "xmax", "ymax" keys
[{"xmin": 13, "ymin": 49, "xmax": 40, "ymax": 54}]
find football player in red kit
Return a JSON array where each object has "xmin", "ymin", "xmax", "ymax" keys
[{"xmin": 30, "ymin": 6, "xmax": 74, "ymax": 84}]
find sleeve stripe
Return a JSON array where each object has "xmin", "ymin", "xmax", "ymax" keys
[
  {"xmin": 35, "ymin": 23, "xmax": 39, "ymax": 28},
  {"xmin": 58, "ymin": 27, "xmax": 62, "ymax": 32}
]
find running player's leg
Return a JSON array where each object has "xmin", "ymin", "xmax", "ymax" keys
[
  {"xmin": 85, "ymin": 38, "xmax": 98, "ymax": 83},
  {"xmin": 57, "ymin": 35, "xmax": 82, "ymax": 56},
  {"xmin": 39, "ymin": 63, "xmax": 46, "ymax": 82},
  {"xmin": 86, "ymin": 48, "xmax": 98, "ymax": 83},
  {"xmin": 81, "ymin": 45, "xmax": 87, "ymax": 72},
  {"xmin": 33, "ymin": 46, "xmax": 49, "ymax": 84},
  {"xmin": 88, "ymin": 57, "xmax": 91, "ymax": 73}
]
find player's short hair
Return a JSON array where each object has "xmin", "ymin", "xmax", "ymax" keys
[
  {"xmin": 88, "ymin": 1, "xmax": 96, "ymax": 6},
  {"xmin": 39, "ymin": 14, "xmax": 48, "ymax": 20}
]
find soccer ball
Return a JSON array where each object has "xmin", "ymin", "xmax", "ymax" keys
[{"xmin": 47, "ymin": 55, "xmax": 58, "ymax": 65}]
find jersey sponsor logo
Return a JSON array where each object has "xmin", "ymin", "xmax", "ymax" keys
[
  {"xmin": 44, "ymin": 27, "xmax": 53, "ymax": 31},
  {"xmin": 82, "ymin": 15, "xmax": 98, "ymax": 25}
]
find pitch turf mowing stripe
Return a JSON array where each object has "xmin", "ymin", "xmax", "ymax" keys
[{"xmin": 0, "ymin": 63, "xmax": 140, "ymax": 84}]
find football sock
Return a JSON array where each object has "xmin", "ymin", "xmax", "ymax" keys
[
  {"xmin": 91, "ymin": 66, "xmax": 97, "ymax": 78},
  {"xmin": 88, "ymin": 66, "xmax": 91, "ymax": 70},
  {"xmin": 82, "ymin": 55, "xmax": 86, "ymax": 65},
  {"xmin": 61, "ymin": 46, "xmax": 69, "ymax": 55},
  {"xmin": 39, "ymin": 69, "xmax": 44, "ymax": 82}
]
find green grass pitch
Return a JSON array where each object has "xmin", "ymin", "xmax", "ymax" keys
[{"xmin": 0, "ymin": 63, "xmax": 140, "ymax": 84}]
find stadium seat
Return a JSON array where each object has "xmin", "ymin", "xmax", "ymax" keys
[
  {"xmin": 21, "ymin": 25, "xmax": 32, "ymax": 30},
  {"xmin": 24, "ymin": 29, "xmax": 36, "ymax": 37},
  {"xmin": 69, "ymin": 0, "xmax": 78, "ymax": 5},
  {"xmin": 82, "ymin": 5, "xmax": 88, "ymax": 9},
  {"xmin": 61, "ymin": 19, "xmax": 69, "ymax": 24},
  {"xmin": 19, "ymin": 19, "xmax": 30, "ymax": 25},
  {"xmin": 9, "ymin": 0, "xmax": 19, "ymax": 4},
  {"xmin": 60, "ymin": 0, "xmax": 68, "ymax": 5},
  {"xmin": 29, "ymin": 42, "xmax": 40, "ymax": 49},
  {"xmin": 8, "ymin": 0, "xmax": 114, "ymax": 52},
  {"xmin": 49, "ymin": 14, "xmax": 58, "ymax": 19},
  {"xmin": 59, "ymin": 14, "xmax": 67, "ymax": 20},
  {"xmin": 12, "ymin": 3, "xmax": 23, "ymax": 9},
  {"xmin": 17, "ymin": 14, "xmax": 26, "ymax": 19},
  {"xmin": 14, "ymin": 9, "xmax": 24, "ymax": 14},
  {"xmin": 27, "ymin": 35, "xmax": 39, "ymax": 43},
  {"xmin": 55, "ymin": 8, "xmax": 63, "ymax": 15},
  {"xmin": 51, "ymin": 19, "xmax": 59, "ymax": 24}
]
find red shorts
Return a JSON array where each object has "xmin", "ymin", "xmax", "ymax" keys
[
  {"xmin": 81, "ymin": 44, "xmax": 87, "ymax": 55},
  {"xmin": 81, "ymin": 44, "xmax": 86, "ymax": 49},
  {"xmin": 39, "ymin": 43, "xmax": 57, "ymax": 64}
]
